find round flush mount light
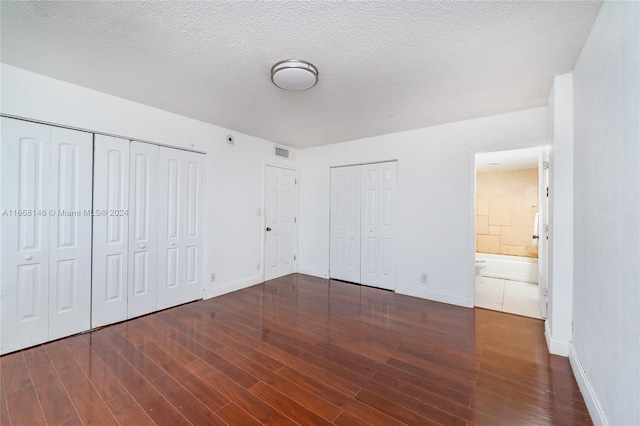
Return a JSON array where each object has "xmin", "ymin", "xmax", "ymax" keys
[{"xmin": 271, "ymin": 59, "xmax": 318, "ymax": 91}]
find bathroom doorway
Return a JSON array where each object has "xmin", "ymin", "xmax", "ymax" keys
[{"xmin": 474, "ymin": 147, "xmax": 549, "ymax": 319}]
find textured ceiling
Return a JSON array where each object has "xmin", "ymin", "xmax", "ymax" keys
[{"xmin": 1, "ymin": 1, "xmax": 601, "ymax": 148}]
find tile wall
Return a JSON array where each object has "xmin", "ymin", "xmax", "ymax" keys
[{"xmin": 476, "ymin": 168, "xmax": 539, "ymax": 258}]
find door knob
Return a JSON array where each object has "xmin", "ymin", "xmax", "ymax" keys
[
  {"xmin": 170, "ymin": 242, "xmax": 175, "ymax": 247},
  {"xmin": 140, "ymin": 244, "xmax": 146, "ymax": 249},
  {"xmin": 24, "ymin": 255, "xmax": 32, "ymax": 260},
  {"xmin": 266, "ymin": 227, "xmax": 272, "ymax": 232}
]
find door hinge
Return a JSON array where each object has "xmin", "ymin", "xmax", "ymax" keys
[
  {"xmin": 294, "ymin": 217, "xmax": 297, "ymax": 223},
  {"xmin": 294, "ymin": 178, "xmax": 297, "ymax": 185},
  {"xmin": 293, "ymin": 255, "xmax": 296, "ymax": 261},
  {"xmin": 543, "ymin": 161, "xmax": 550, "ymax": 170}
]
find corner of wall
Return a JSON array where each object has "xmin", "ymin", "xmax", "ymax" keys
[
  {"xmin": 297, "ymin": 267, "xmax": 329, "ymax": 279},
  {"xmin": 569, "ymin": 343, "xmax": 609, "ymax": 425},
  {"xmin": 544, "ymin": 319, "xmax": 569, "ymax": 356},
  {"xmin": 203, "ymin": 274, "xmax": 264, "ymax": 300}
]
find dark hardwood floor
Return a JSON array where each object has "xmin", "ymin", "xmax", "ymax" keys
[{"xmin": 0, "ymin": 274, "xmax": 591, "ymax": 425}]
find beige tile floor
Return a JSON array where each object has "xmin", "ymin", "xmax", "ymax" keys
[{"xmin": 475, "ymin": 276, "xmax": 543, "ymax": 319}]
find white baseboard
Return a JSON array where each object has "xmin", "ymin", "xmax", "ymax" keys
[
  {"xmin": 544, "ymin": 320, "xmax": 570, "ymax": 356},
  {"xmin": 203, "ymin": 274, "xmax": 264, "ymax": 299},
  {"xmin": 395, "ymin": 285, "xmax": 471, "ymax": 308},
  {"xmin": 297, "ymin": 267, "xmax": 329, "ymax": 279},
  {"xmin": 569, "ymin": 343, "xmax": 608, "ymax": 425}
]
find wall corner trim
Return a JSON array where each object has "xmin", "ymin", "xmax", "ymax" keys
[
  {"xmin": 297, "ymin": 267, "xmax": 329, "ymax": 279},
  {"xmin": 203, "ymin": 274, "xmax": 264, "ymax": 299},
  {"xmin": 395, "ymin": 285, "xmax": 472, "ymax": 308},
  {"xmin": 569, "ymin": 342, "xmax": 609, "ymax": 426},
  {"xmin": 544, "ymin": 320, "xmax": 570, "ymax": 356}
]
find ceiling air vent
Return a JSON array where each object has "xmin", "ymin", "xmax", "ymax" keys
[{"xmin": 275, "ymin": 146, "xmax": 290, "ymax": 159}]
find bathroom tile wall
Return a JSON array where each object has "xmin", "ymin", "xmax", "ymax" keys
[{"xmin": 476, "ymin": 168, "xmax": 538, "ymax": 258}]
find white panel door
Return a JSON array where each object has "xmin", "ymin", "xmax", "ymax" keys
[
  {"xmin": 181, "ymin": 150, "xmax": 205, "ymax": 304},
  {"xmin": 157, "ymin": 147, "xmax": 183, "ymax": 310},
  {"xmin": 329, "ymin": 166, "xmax": 361, "ymax": 283},
  {"xmin": 538, "ymin": 150, "xmax": 549, "ymax": 318},
  {"xmin": 47, "ymin": 127, "xmax": 93, "ymax": 340},
  {"xmin": 375, "ymin": 161, "xmax": 397, "ymax": 290},
  {"xmin": 128, "ymin": 141, "xmax": 158, "ymax": 319},
  {"xmin": 264, "ymin": 166, "xmax": 297, "ymax": 281},
  {"xmin": 1, "ymin": 118, "xmax": 51, "ymax": 354},
  {"xmin": 330, "ymin": 161, "xmax": 397, "ymax": 291},
  {"xmin": 360, "ymin": 164, "xmax": 380, "ymax": 287},
  {"xmin": 92, "ymin": 135, "xmax": 129, "ymax": 327},
  {"xmin": 157, "ymin": 147, "xmax": 206, "ymax": 310}
]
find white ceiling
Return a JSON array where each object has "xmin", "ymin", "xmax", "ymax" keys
[{"xmin": 1, "ymin": 1, "xmax": 601, "ymax": 149}]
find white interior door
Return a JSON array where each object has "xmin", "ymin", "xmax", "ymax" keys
[
  {"xmin": 47, "ymin": 127, "xmax": 93, "ymax": 340},
  {"xmin": 1, "ymin": 118, "xmax": 52, "ymax": 354},
  {"xmin": 264, "ymin": 166, "xmax": 297, "ymax": 281},
  {"xmin": 128, "ymin": 141, "xmax": 158, "ymax": 319},
  {"xmin": 92, "ymin": 135, "xmax": 129, "ymax": 327},
  {"xmin": 330, "ymin": 166, "xmax": 361, "ymax": 283},
  {"xmin": 361, "ymin": 162, "xmax": 397, "ymax": 290},
  {"xmin": 538, "ymin": 150, "xmax": 550, "ymax": 318}
]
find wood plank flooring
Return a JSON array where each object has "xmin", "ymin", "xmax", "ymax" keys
[{"xmin": 0, "ymin": 274, "xmax": 591, "ymax": 425}]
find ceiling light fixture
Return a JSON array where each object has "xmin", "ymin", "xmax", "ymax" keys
[{"xmin": 271, "ymin": 59, "xmax": 318, "ymax": 91}]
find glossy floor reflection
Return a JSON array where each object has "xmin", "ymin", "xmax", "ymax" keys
[{"xmin": 0, "ymin": 274, "xmax": 589, "ymax": 425}]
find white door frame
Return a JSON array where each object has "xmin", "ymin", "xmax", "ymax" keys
[
  {"xmin": 468, "ymin": 140, "xmax": 550, "ymax": 309},
  {"xmin": 262, "ymin": 163, "xmax": 298, "ymax": 281}
]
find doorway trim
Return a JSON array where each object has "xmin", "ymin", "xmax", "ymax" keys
[{"xmin": 468, "ymin": 138, "xmax": 550, "ymax": 310}]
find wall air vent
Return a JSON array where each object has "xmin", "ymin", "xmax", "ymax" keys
[{"xmin": 275, "ymin": 146, "xmax": 290, "ymax": 159}]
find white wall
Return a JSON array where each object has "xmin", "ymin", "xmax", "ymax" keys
[
  {"xmin": 298, "ymin": 108, "xmax": 547, "ymax": 307},
  {"xmin": 572, "ymin": 2, "xmax": 640, "ymax": 425},
  {"xmin": 546, "ymin": 73, "xmax": 574, "ymax": 356},
  {"xmin": 0, "ymin": 64, "xmax": 297, "ymax": 299}
]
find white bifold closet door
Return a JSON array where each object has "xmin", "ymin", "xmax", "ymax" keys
[
  {"xmin": 157, "ymin": 148, "xmax": 205, "ymax": 310},
  {"xmin": 92, "ymin": 135, "xmax": 130, "ymax": 327},
  {"xmin": 92, "ymin": 140, "xmax": 205, "ymax": 326},
  {"xmin": 127, "ymin": 141, "xmax": 159, "ymax": 319},
  {"xmin": 330, "ymin": 165, "xmax": 361, "ymax": 283},
  {"xmin": 94, "ymin": 141, "xmax": 205, "ymax": 323},
  {"xmin": 1, "ymin": 118, "xmax": 92, "ymax": 354},
  {"xmin": 360, "ymin": 162, "xmax": 397, "ymax": 290},
  {"xmin": 330, "ymin": 161, "xmax": 397, "ymax": 290}
]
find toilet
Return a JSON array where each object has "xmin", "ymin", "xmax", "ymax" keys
[{"xmin": 475, "ymin": 259, "xmax": 487, "ymax": 276}]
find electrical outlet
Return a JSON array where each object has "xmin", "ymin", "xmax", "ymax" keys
[
  {"xmin": 210, "ymin": 273, "xmax": 216, "ymax": 282},
  {"xmin": 420, "ymin": 273, "xmax": 428, "ymax": 284}
]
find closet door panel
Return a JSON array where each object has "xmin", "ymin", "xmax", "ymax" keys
[
  {"xmin": 181, "ymin": 150, "xmax": 205, "ymax": 304},
  {"xmin": 360, "ymin": 164, "xmax": 379, "ymax": 287},
  {"xmin": 48, "ymin": 127, "xmax": 93, "ymax": 340},
  {"xmin": 376, "ymin": 162, "xmax": 397, "ymax": 290},
  {"xmin": 1, "ymin": 118, "xmax": 51, "ymax": 354},
  {"xmin": 128, "ymin": 141, "xmax": 158, "ymax": 319},
  {"xmin": 157, "ymin": 147, "xmax": 184, "ymax": 310},
  {"xmin": 329, "ymin": 165, "xmax": 361, "ymax": 283},
  {"xmin": 92, "ymin": 135, "xmax": 129, "ymax": 327}
]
